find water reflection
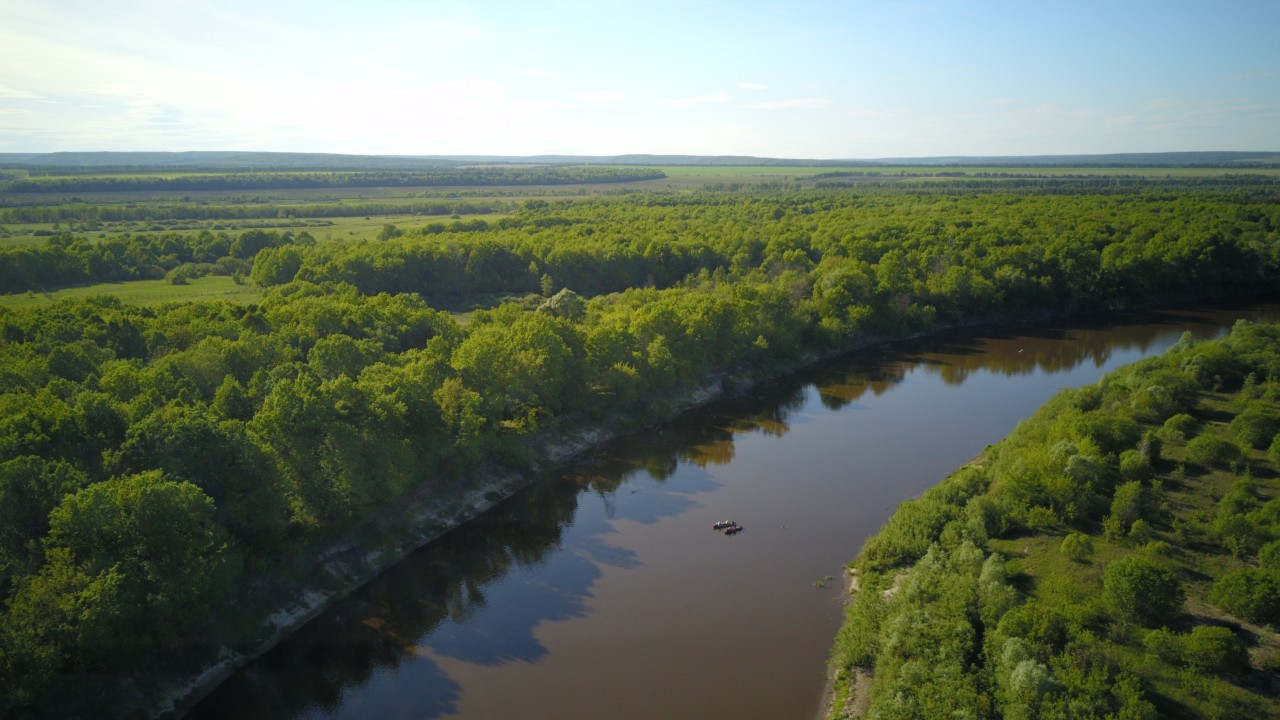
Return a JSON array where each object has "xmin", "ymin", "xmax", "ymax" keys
[
  {"xmin": 190, "ymin": 303, "xmax": 1280, "ymax": 720},
  {"xmin": 189, "ymin": 479, "xmax": 586, "ymax": 720}
]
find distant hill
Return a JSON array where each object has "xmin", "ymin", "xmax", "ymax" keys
[
  {"xmin": 868, "ymin": 151, "xmax": 1280, "ymax": 167},
  {"xmin": 1, "ymin": 150, "xmax": 1277, "ymax": 171},
  {"xmin": 0, "ymin": 151, "xmax": 466, "ymax": 172}
]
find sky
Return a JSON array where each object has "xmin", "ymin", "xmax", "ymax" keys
[{"xmin": 1, "ymin": 0, "xmax": 1278, "ymax": 159}]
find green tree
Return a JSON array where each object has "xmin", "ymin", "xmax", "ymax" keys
[
  {"xmin": 1181, "ymin": 626, "xmax": 1249, "ymax": 674},
  {"xmin": 1103, "ymin": 556, "xmax": 1184, "ymax": 626},
  {"xmin": 1209, "ymin": 569, "xmax": 1280, "ymax": 624},
  {"xmin": 0, "ymin": 457, "xmax": 87, "ymax": 587},
  {"xmin": 1185, "ymin": 434, "xmax": 1242, "ymax": 468},
  {"xmin": 1059, "ymin": 532, "xmax": 1095, "ymax": 562}
]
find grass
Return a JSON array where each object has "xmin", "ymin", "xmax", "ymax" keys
[
  {"xmin": 986, "ymin": 386, "xmax": 1280, "ymax": 718},
  {"xmin": 0, "ymin": 211, "xmax": 515, "ymax": 247},
  {"xmin": 0, "ymin": 274, "xmax": 262, "ymax": 308}
]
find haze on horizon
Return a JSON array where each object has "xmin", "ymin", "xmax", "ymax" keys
[{"xmin": 1, "ymin": 0, "xmax": 1277, "ymax": 159}]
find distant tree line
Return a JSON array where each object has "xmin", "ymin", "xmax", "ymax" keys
[
  {"xmin": 0, "ymin": 199, "xmax": 512, "ymax": 224},
  {"xmin": 0, "ymin": 166, "xmax": 667, "ymax": 194}
]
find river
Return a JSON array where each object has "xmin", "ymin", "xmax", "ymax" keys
[{"xmin": 188, "ymin": 303, "xmax": 1280, "ymax": 720}]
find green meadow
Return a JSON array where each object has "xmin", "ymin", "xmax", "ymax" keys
[{"xmin": 0, "ymin": 275, "xmax": 262, "ymax": 309}]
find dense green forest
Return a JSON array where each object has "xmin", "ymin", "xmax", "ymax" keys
[
  {"xmin": 0, "ymin": 185, "xmax": 1278, "ymax": 717},
  {"xmin": 0, "ymin": 198, "xmax": 512, "ymax": 226},
  {"xmin": 0, "ymin": 166, "xmax": 667, "ymax": 194},
  {"xmin": 827, "ymin": 322, "xmax": 1280, "ymax": 719}
]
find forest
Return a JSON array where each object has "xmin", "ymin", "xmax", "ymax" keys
[
  {"xmin": 0, "ymin": 166, "xmax": 667, "ymax": 193},
  {"xmin": 0, "ymin": 174, "xmax": 1278, "ymax": 717},
  {"xmin": 828, "ymin": 322, "xmax": 1280, "ymax": 718}
]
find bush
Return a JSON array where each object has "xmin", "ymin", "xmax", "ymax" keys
[
  {"xmin": 1180, "ymin": 626, "xmax": 1249, "ymax": 674},
  {"xmin": 1208, "ymin": 569, "xmax": 1280, "ymax": 624},
  {"xmin": 1229, "ymin": 402, "xmax": 1280, "ymax": 449},
  {"xmin": 1118, "ymin": 449, "xmax": 1153, "ymax": 483},
  {"xmin": 1129, "ymin": 519, "xmax": 1155, "ymax": 545},
  {"xmin": 1103, "ymin": 556, "xmax": 1184, "ymax": 626},
  {"xmin": 1060, "ymin": 533, "xmax": 1095, "ymax": 562},
  {"xmin": 1143, "ymin": 627, "xmax": 1181, "ymax": 662},
  {"xmin": 1184, "ymin": 435, "xmax": 1243, "ymax": 468},
  {"xmin": 1161, "ymin": 413, "xmax": 1198, "ymax": 440},
  {"xmin": 1259, "ymin": 540, "xmax": 1280, "ymax": 570},
  {"xmin": 1026, "ymin": 505, "xmax": 1058, "ymax": 531}
]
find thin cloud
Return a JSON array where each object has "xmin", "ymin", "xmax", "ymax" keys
[
  {"xmin": 1223, "ymin": 70, "xmax": 1278, "ymax": 81},
  {"xmin": 0, "ymin": 85, "xmax": 40, "ymax": 99},
  {"xmin": 661, "ymin": 91, "xmax": 732, "ymax": 107},
  {"xmin": 747, "ymin": 97, "xmax": 832, "ymax": 110},
  {"xmin": 738, "ymin": 82, "xmax": 768, "ymax": 90}
]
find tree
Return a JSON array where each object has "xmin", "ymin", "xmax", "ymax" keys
[
  {"xmin": 1103, "ymin": 556, "xmax": 1184, "ymax": 626},
  {"xmin": 1185, "ymin": 434, "xmax": 1242, "ymax": 468},
  {"xmin": 1059, "ymin": 533, "xmax": 1095, "ymax": 562},
  {"xmin": 3, "ymin": 470, "xmax": 234, "ymax": 703},
  {"xmin": 0, "ymin": 457, "xmax": 87, "ymax": 587},
  {"xmin": 1180, "ymin": 626, "xmax": 1249, "ymax": 674},
  {"xmin": 1209, "ymin": 569, "xmax": 1280, "ymax": 624},
  {"xmin": 110, "ymin": 405, "xmax": 288, "ymax": 557}
]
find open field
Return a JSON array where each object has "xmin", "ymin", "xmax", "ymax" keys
[
  {"xmin": 0, "ymin": 274, "xmax": 262, "ymax": 308},
  {"xmin": 0, "ymin": 210, "xmax": 516, "ymax": 247}
]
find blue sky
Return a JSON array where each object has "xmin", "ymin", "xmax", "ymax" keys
[{"xmin": 1, "ymin": 0, "xmax": 1277, "ymax": 158}]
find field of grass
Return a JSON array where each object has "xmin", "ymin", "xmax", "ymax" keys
[
  {"xmin": 0, "ymin": 274, "xmax": 262, "ymax": 309},
  {"xmin": 0, "ymin": 210, "xmax": 516, "ymax": 247}
]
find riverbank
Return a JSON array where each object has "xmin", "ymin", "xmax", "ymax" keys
[
  {"xmin": 145, "ymin": 316, "xmax": 960, "ymax": 718},
  {"xmin": 819, "ymin": 319, "xmax": 1280, "ymax": 719},
  {"xmin": 145, "ymin": 296, "xmax": 1262, "ymax": 719}
]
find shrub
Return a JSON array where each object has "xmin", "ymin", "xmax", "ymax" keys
[
  {"xmin": 1060, "ymin": 533, "xmax": 1095, "ymax": 562},
  {"xmin": 1118, "ymin": 449, "xmax": 1153, "ymax": 483},
  {"xmin": 1184, "ymin": 434, "xmax": 1242, "ymax": 468},
  {"xmin": 1208, "ymin": 569, "xmax": 1280, "ymax": 624},
  {"xmin": 1142, "ymin": 627, "xmax": 1181, "ymax": 662},
  {"xmin": 1026, "ymin": 505, "xmax": 1058, "ymax": 532},
  {"xmin": 1105, "ymin": 481, "xmax": 1149, "ymax": 539},
  {"xmin": 1259, "ymin": 540, "xmax": 1280, "ymax": 570},
  {"xmin": 1129, "ymin": 519, "xmax": 1155, "ymax": 545},
  {"xmin": 1161, "ymin": 413, "xmax": 1198, "ymax": 440},
  {"xmin": 1103, "ymin": 556, "xmax": 1184, "ymax": 626},
  {"xmin": 1180, "ymin": 626, "xmax": 1249, "ymax": 674},
  {"xmin": 1229, "ymin": 402, "xmax": 1280, "ymax": 449}
]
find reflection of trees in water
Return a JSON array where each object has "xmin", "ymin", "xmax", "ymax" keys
[
  {"xmin": 816, "ymin": 308, "xmax": 1269, "ymax": 397},
  {"xmin": 574, "ymin": 383, "xmax": 809, "ymax": 488},
  {"xmin": 189, "ymin": 480, "xmax": 584, "ymax": 720}
]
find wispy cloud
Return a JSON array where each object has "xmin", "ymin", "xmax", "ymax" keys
[
  {"xmin": 661, "ymin": 91, "xmax": 732, "ymax": 107},
  {"xmin": 1223, "ymin": 70, "xmax": 1278, "ymax": 81},
  {"xmin": 747, "ymin": 97, "xmax": 832, "ymax": 110},
  {"xmin": 0, "ymin": 85, "xmax": 40, "ymax": 99},
  {"xmin": 738, "ymin": 82, "xmax": 768, "ymax": 91}
]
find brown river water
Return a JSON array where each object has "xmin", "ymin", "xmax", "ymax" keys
[{"xmin": 188, "ymin": 303, "xmax": 1280, "ymax": 720}]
